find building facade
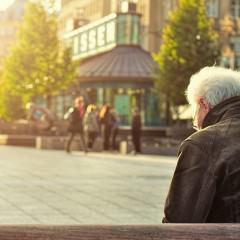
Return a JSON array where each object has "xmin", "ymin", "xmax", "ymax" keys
[
  {"xmin": 53, "ymin": 0, "xmax": 240, "ymax": 125},
  {"xmin": 56, "ymin": 0, "xmax": 163, "ymax": 126},
  {"xmin": 0, "ymin": 0, "xmax": 27, "ymax": 68},
  {"xmin": 58, "ymin": 0, "xmax": 178, "ymax": 54},
  {"xmin": 1, "ymin": 0, "xmax": 240, "ymax": 125}
]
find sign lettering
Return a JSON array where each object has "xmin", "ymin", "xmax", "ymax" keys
[
  {"xmin": 80, "ymin": 33, "xmax": 88, "ymax": 52},
  {"xmin": 97, "ymin": 25, "xmax": 106, "ymax": 47},
  {"xmin": 89, "ymin": 29, "xmax": 97, "ymax": 50},
  {"xmin": 64, "ymin": 13, "xmax": 140, "ymax": 59}
]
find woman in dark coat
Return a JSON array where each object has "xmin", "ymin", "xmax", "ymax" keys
[
  {"xmin": 131, "ymin": 108, "xmax": 142, "ymax": 154},
  {"xmin": 99, "ymin": 104, "xmax": 112, "ymax": 150},
  {"xmin": 65, "ymin": 96, "xmax": 87, "ymax": 153}
]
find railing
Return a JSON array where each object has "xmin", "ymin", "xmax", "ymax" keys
[{"xmin": 0, "ymin": 225, "xmax": 239, "ymax": 240}]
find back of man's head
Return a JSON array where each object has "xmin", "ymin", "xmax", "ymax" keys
[{"xmin": 186, "ymin": 66, "xmax": 240, "ymax": 108}]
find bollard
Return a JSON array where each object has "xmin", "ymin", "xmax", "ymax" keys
[
  {"xmin": 35, "ymin": 136, "xmax": 42, "ymax": 149},
  {"xmin": 120, "ymin": 141, "xmax": 128, "ymax": 154}
]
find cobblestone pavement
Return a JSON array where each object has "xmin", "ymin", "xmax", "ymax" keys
[{"xmin": 0, "ymin": 146, "xmax": 177, "ymax": 224}]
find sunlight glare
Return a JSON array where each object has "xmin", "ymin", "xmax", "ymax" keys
[{"xmin": 0, "ymin": 0, "xmax": 15, "ymax": 11}]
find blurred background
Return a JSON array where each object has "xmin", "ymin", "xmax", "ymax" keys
[{"xmin": 0, "ymin": 0, "xmax": 236, "ymax": 143}]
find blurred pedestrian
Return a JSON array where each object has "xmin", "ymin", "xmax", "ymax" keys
[
  {"xmin": 110, "ymin": 108, "xmax": 120, "ymax": 150},
  {"xmin": 131, "ymin": 107, "xmax": 142, "ymax": 154},
  {"xmin": 99, "ymin": 103, "xmax": 112, "ymax": 150},
  {"xmin": 83, "ymin": 104, "xmax": 99, "ymax": 150},
  {"xmin": 64, "ymin": 96, "xmax": 87, "ymax": 153}
]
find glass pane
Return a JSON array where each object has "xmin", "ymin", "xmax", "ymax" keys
[
  {"xmin": 117, "ymin": 15, "xmax": 127, "ymax": 44},
  {"xmin": 132, "ymin": 15, "xmax": 140, "ymax": 44},
  {"xmin": 106, "ymin": 20, "xmax": 116, "ymax": 43}
]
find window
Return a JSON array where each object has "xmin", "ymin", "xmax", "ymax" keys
[
  {"xmin": 234, "ymin": 41, "xmax": 240, "ymax": 52},
  {"xmin": 164, "ymin": 0, "xmax": 172, "ymax": 20},
  {"xmin": 231, "ymin": 0, "xmax": 240, "ymax": 18},
  {"xmin": 206, "ymin": 0, "xmax": 219, "ymax": 18},
  {"xmin": 235, "ymin": 56, "xmax": 240, "ymax": 69}
]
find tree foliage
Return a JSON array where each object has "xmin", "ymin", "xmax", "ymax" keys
[
  {"xmin": 153, "ymin": 0, "xmax": 220, "ymax": 121},
  {"xmin": 0, "ymin": 1, "xmax": 76, "ymax": 120}
]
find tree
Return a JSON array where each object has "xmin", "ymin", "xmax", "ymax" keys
[
  {"xmin": 153, "ymin": 0, "xmax": 220, "ymax": 124},
  {"xmin": 2, "ymin": 1, "xmax": 76, "ymax": 111}
]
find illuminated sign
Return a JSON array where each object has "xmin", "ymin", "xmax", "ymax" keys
[{"xmin": 64, "ymin": 13, "xmax": 140, "ymax": 60}]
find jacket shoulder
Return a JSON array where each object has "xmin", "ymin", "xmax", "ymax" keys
[{"xmin": 181, "ymin": 126, "xmax": 218, "ymax": 156}]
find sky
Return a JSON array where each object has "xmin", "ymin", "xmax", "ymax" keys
[
  {"xmin": 0, "ymin": 0, "xmax": 15, "ymax": 11},
  {"xmin": 0, "ymin": 0, "xmax": 62, "ymax": 11}
]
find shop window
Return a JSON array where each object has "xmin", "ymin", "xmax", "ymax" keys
[
  {"xmin": 64, "ymin": 95, "xmax": 73, "ymax": 111},
  {"xmin": 114, "ymin": 94, "xmax": 130, "ymax": 125},
  {"xmin": 117, "ymin": 14, "xmax": 140, "ymax": 45},
  {"xmin": 231, "ymin": 0, "xmax": 240, "ymax": 18},
  {"xmin": 131, "ymin": 15, "xmax": 140, "ymax": 44},
  {"xmin": 206, "ymin": 0, "xmax": 219, "ymax": 18},
  {"xmin": 117, "ymin": 15, "xmax": 127, "ymax": 44},
  {"xmin": 234, "ymin": 41, "xmax": 240, "ymax": 52},
  {"xmin": 235, "ymin": 56, "xmax": 240, "ymax": 69}
]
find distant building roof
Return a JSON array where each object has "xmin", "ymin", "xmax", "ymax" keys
[{"xmin": 77, "ymin": 45, "xmax": 156, "ymax": 88}]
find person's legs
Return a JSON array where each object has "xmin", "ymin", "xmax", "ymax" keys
[
  {"xmin": 103, "ymin": 125, "xmax": 111, "ymax": 150},
  {"xmin": 91, "ymin": 131, "xmax": 97, "ymax": 149},
  {"xmin": 65, "ymin": 132, "xmax": 75, "ymax": 153},
  {"xmin": 132, "ymin": 134, "xmax": 137, "ymax": 153},
  {"xmin": 132, "ymin": 132, "xmax": 141, "ymax": 153},
  {"xmin": 88, "ymin": 132, "xmax": 93, "ymax": 149},
  {"xmin": 135, "ymin": 134, "xmax": 141, "ymax": 153},
  {"xmin": 79, "ymin": 132, "xmax": 87, "ymax": 153},
  {"xmin": 112, "ymin": 128, "xmax": 118, "ymax": 150},
  {"xmin": 86, "ymin": 131, "xmax": 91, "ymax": 149}
]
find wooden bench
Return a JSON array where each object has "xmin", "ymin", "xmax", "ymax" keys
[{"xmin": 0, "ymin": 225, "xmax": 239, "ymax": 239}]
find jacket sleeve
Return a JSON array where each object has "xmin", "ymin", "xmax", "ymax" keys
[{"xmin": 162, "ymin": 140, "xmax": 216, "ymax": 223}]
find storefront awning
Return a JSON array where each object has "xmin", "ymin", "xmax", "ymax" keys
[{"xmin": 77, "ymin": 45, "xmax": 156, "ymax": 88}]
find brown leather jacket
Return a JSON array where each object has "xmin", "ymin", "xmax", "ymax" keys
[{"xmin": 163, "ymin": 96, "xmax": 240, "ymax": 223}]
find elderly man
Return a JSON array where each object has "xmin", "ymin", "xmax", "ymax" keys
[{"xmin": 163, "ymin": 66, "xmax": 240, "ymax": 223}]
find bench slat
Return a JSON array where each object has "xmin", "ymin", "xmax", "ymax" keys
[{"xmin": 0, "ymin": 225, "xmax": 239, "ymax": 240}]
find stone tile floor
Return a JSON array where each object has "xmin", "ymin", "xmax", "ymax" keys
[{"xmin": 0, "ymin": 146, "xmax": 177, "ymax": 224}]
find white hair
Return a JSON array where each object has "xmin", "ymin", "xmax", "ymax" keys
[{"xmin": 186, "ymin": 66, "xmax": 240, "ymax": 108}]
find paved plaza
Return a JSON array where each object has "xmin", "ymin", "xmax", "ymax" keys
[{"xmin": 0, "ymin": 146, "xmax": 177, "ymax": 224}]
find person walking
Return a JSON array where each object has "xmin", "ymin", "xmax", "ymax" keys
[
  {"xmin": 99, "ymin": 104, "xmax": 112, "ymax": 150},
  {"xmin": 110, "ymin": 108, "xmax": 120, "ymax": 150},
  {"xmin": 64, "ymin": 96, "xmax": 87, "ymax": 153},
  {"xmin": 83, "ymin": 104, "xmax": 99, "ymax": 151},
  {"xmin": 163, "ymin": 66, "xmax": 240, "ymax": 223},
  {"xmin": 131, "ymin": 108, "xmax": 142, "ymax": 154}
]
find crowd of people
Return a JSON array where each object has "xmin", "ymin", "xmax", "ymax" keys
[
  {"xmin": 64, "ymin": 96, "xmax": 142, "ymax": 154},
  {"xmin": 25, "ymin": 96, "xmax": 142, "ymax": 154}
]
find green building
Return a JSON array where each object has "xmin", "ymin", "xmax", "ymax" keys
[{"xmin": 53, "ymin": 12, "xmax": 161, "ymax": 126}]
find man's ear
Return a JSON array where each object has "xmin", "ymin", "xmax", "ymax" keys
[{"xmin": 199, "ymin": 98, "xmax": 211, "ymax": 112}]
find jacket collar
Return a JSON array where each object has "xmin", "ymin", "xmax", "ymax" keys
[{"xmin": 202, "ymin": 96, "xmax": 240, "ymax": 128}]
